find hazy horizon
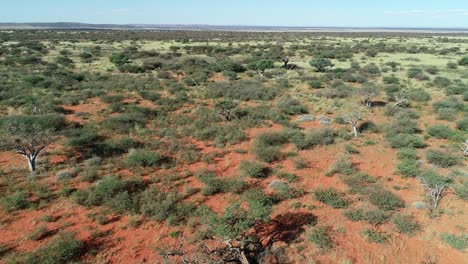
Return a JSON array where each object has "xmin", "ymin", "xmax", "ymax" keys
[{"xmin": 2, "ymin": 0, "xmax": 468, "ymax": 28}]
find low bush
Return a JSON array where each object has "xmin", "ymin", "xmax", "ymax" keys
[
  {"xmin": 205, "ymin": 80, "xmax": 276, "ymax": 101},
  {"xmin": 139, "ymin": 188, "xmax": 195, "ymax": 225},
  {"xmin": 456, "ymin": 117, "xmax": 468, "ymax": 131},
  {"xmin": 388, "ymin": 134, "xmax": 425, "ymax": 149},
  {"xmin": 101, "ymin": 113, "xmax": 147, "ymax": 133},
  {"xmin": 314, "ymin": 188, "xmax": 349, "ymax": 208},
  {"xmin": 427, "ymin": 124, "xmax": 453, "ymax": 139},
  {"xmin": 392, "ymin": 214, "xmax": 419, "ymax": 235},
  {"xmin": 397, "ymin": 160, "xmax": 420, "ymax": 178},
  {"xmin": 326, "ymin": 156, "xmax": 356, "ymax": 176},
  {"xmin": 197, "ymin": 170, "xmax": 245, "ymax": 195},
  {"xmin": 363, "ymin": 229, "xmax": 387, "ymax": 243},
  {"xmin": 252, "ymin": 131, "xmax": 288, "ymax": 163},
  {"xmin": 308, "ymin": 226, "xmax": 333, "ymax": 250},
  {"xmin": 238, "ymin": 161, "xmax": 270, "ymax": 178},
  {"xmin": 341, "ymin": 173, "xmax": 376, "ymax": 194},
  {"xmin": 425, "ymin": 149, "xmax": 459, "ymax": 168},
  {"xmin": 1, "ymin": 191, "xmax": 30, "ymax": 211},
  {"xmin": 441, "ymin": 233, "xmax": 468, "ymax": 251},
  {"xmin": 396, "ymin": 148, "xmax": 418, "ymax": 160},
  {"xmin": 126, "ymin": 149, "xmax": 170, "ymax": 168},
  {"xmin": 344, "ymin": 209, "xmax": 391, "ymax": 225},
  {"xmin": 369, "ymin": 189, "xmax": 404, "ymax": 211},
  {"xmin": 25, "ymin": 232, "xmax": 84, "ymax": 264},
  {"xmin": 27, "ymin": 225, "xmax": 51, "ymax": 241}
]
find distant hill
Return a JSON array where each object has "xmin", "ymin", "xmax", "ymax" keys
[{"xmin": 0, "ymin": 22, "xmax": 467, "ymax": 33}]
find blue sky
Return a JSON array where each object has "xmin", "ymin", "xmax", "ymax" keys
[{"xmin": 1, "ymin": 0, "xmax": 468, "ymax": 27}]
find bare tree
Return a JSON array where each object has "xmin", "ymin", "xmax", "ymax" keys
[
  {"xmin": 357, "ymin": 85, "xmax": 380, "ymax": 108},
  {"xmin": 461, "ymin": 139, "xmax": 468, "ymax": 157},
  {"xmin": 342, "ymin": 111, "xmax": 364, "ymax": 137},
  {"xmin": 392, "ymin": 87, "xmax": 409, "ymax": 108},
  {"xmin": 420, "ymin": 171, "xmax": 450, "ymax": 210},
  {"xmin": 1, "ymin": 118, "xmax": 54, "ymax": 175},
  {"xmin": 421, "ymin": 179, "xmax": 446, "ymax": 210}
]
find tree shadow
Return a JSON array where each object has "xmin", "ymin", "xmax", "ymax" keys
[
  {"xmin": 372, "ymin": 100, "xmax": 387, "ymax": 107},
  {"xmin": 255, "ymin": 212, "xmax": 316, "ymax": 247}
]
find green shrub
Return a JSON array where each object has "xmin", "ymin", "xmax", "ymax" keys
[
  {"xmin": 392, "ymin": 214, "xmax": 419, "ymax": 235},
  {"xmin": 197, "ymin": 170, "xmax": 245, "ymax": 195},
  {"xmin": 1, "ymin": 191, "xmax": 30, "ymax": 211},
  {"xmin": 396, "ymin": 148, "xmax": 418, "ymax": 160},
  {"xmin": 139, "ymin": 188, "xmax": 195, "ymax": 225},
  {"xmin": 27, "ymin": 226, "xmax": 50, "ymax": 241},
  {"xmin": 308, "ymin": 80, "xmax": 322, "ymax": 89},
  {"xmin": 25, "ymin": 232, "xmax": 84, "ymax": 264},
  {"xmin": 341, "ymin": 173, "xmax": 376, "ymax": 194},
  {"xmin": 277, "ymin": 96, "xmax": 308, "ymax": 115},
  {"xmin": 101, "ymin": 113, "xmax": 146, "ymax": 133},
  {"xmin": 427, "ymin": 124, "xmax": 453, "ymax": 139},
  {"xmin": 369, "ymin": 189, "xmax": 404, "ymax": 211},
  {"xmin": 302, "ymin": 128, "xmax": 336, "ymax": 149},
  {"xmin": 308, "ymin": 226, "xmax": 333, "ymax": 250},
  {"xmin": 314, "ymin": 188, "xmax": 349, "ymax": 208},
  {"xmin": 344, "ymin": 209, "xmax": 391, "ymax": 225},
  {"xmin": 252, "ymin": 132, "xmax": 288, "ymax": 162},
  {"xmin": 126, "ymin": 149, "xmax": 169, "ymax": 168},
  {"xmin": 458, "ymin": 56, "xmax": 468, "ymax": 66},
  {"xmin": 457, "ymin": 117, "xmax": 468, "ymax": 131},
  {"xmin": 441, "ymin": 233, "xmax": 468, "ymax": 251},
  {"xmin": 205, "ymin": 80, "xmax": 276, "ymax": 101},
  {"xmin": 326, "ymin": 156, "xmax": 356, "ymax": 176},
  {"xmin": 363, "ymin": 229, "xmax": 387, "ymax": 243},
  {"xmin": 425, "ymin": 149, "xmax": 459, "ymax": 168},
  {"xmin": 100, "ymin": 94, "xmax": 124, "ymax": 103},
  {"xmin": 397, "ymin": 160, "xmax": 420, "ymax": 178},
  {"xmin": 388, "ymin": 134, "xmax": 425, "ymax": 149},
  {"xmin": 238, "ymin": 161, "xmax": 270, "ymax": 178}
]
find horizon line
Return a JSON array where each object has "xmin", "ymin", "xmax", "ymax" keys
[{"xmin": 1, "ymin": 22, "xmax": 468, "ymax": 30}]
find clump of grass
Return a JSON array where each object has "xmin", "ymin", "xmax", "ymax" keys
[
  {"xmin": 326, "ymin": 156, "xmax": 356, "ymax": 176},
  {"xmin": 27, "ymin": 226, "xmax": 51, "ymax": 241},
  {"xmin": 308, "ymin": 226, "xmax": 333, "ymax": 250},
  {"xmin": 341, "ymin": 173, "xmax": 376, "ymax": 194},
  {"xmin": 314, "ymin": 188, "xmax": 349, "ymax": 208},
  {"xmin": 126, "ymin": 149, "xmax": 171, "ymax": 168},
  {"xmin": 1, "ymin": 191, "xmax": 30, "ymax": 211},
  {"xmin": 440, "ymin": 233, "xmax": 468, "ymax": 251},
  {"xmin": 425, "ymin": 149, "xmax": 460, "ymax": 168},
  {"xmin": 25, "ymin": 232, "xmax": 85, "ymax": 264},
  {"xmin": 392, "ymin": 214, "xmax": 420, "ymax": 235},
  {"xmin": 343, "ymin": 209, "xmax": 391, "ymax": 225},
  {"xmin": 238, "ymin": 161, "xmax": 270, "ymax": 178},
  {"xmin": 363, "ymin": 229, "xmax": 387, "ymax": 243},
  {"xmin": 369, "ymin": 189, "xmax": 404, "ymax": 211}
]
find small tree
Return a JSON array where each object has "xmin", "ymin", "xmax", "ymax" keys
[
  {"xmin": 342, "ymin": 111, "xmax": 364, "ymax": 137},
  {"xmin": 357, "ymin": 85, "xmax": 380, "ymax": 108},
  {"xmin": 309, "ymin": 58, "xmax": 334, "ymax": 72},
  {"xmin": 392, "ymin": 87, "xmax": 409, "ymax": 108},
  {"xmin": 1, "ymin": 117, "xmax": 54, "ymax": 175},
  {"xmin": 215, "ymin": 100, "xmax": 239, "ymax": 121},
  {"xmin": 420, "ymin": 170, "xmax": 451, "ymax": 209},
  {"xmin": 247, "ymin": 59, "xmax": 274, "ymax": 76}
]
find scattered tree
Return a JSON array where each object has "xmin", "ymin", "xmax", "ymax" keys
[
  {"xmin": 247, "ymin": 59, "xmax": 274, "ymax": 76},
  {"xmin": 342, "ymin": 111, "xmax": 364, "ymax": 137},
  {"xmin": 0, "ymin": 108, "xmax": 54, "ymax": 175},
  {"xmin": 420, "ymin": 170, "xmax": 450, "ymax": 209},
  {"xmin": 357, "ymin": 85, "xmax": 380, "ymax": 108},
  {"xmin": 309, "ymin": 58, "xmax": 334, "ymax": 72}
]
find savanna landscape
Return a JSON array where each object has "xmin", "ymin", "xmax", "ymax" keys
[{"xmin": 0, "ymin": 29, "xmax": 467, "ymax": 264}]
